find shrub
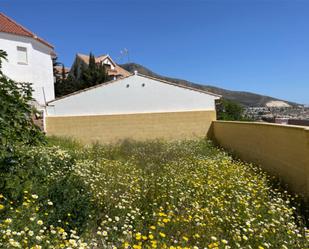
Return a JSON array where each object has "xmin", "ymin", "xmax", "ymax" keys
[
  {"xmin": 0, "ymin": 50, "xmax": 45, "ymax": 154},
  {"xmin": 0, "ymin": 192, "xmax": 89, "ymax": 249},
  {"xmin": 0, "ymin": 145, "xmax": 96, "ymax": 234}
]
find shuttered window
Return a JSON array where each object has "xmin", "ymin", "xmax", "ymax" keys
[{"xmin": 17, "ymin": 46, "xmax": 28, "ymax": 64}]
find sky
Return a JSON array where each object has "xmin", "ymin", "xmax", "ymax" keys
[{"xmin": 2, "ymin": 0, "xmax": 309, "ymax": 104}]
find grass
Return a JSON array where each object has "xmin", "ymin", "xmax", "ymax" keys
[{"xmin": 1, "ymin": 137, "xmax": 308, "ymax": 248}]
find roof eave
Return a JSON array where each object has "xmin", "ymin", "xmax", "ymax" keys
[{"xmin": 136, "ymin": 73, "xmax": 222, "ymax": 98}]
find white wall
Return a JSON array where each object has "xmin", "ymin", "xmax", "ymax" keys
[
  {"xmin": 47, "ymin": 75, "xmax": 219, "ymax": 116},
  {"xmin": 102, "ymin": 57, "xmax": 115, "ymax": 69},
  {"xmin": 0, "ymin": 32, "xmax": 55, "ymax": 105}
]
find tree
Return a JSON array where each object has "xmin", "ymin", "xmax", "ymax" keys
[
  {"xmin": 80, "ymin": 52, "xmax": 107, "ymax": 88},
  {"xmin": 52, "ymin": 56, "xmax": 62, "ymax": 85},
  {"xmin": 217, "ymin": 99, "xmax": 250, "ymax": 121}
]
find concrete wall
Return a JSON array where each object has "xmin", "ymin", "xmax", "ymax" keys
[
  {"xmin": 0, "ymin": 32, "xmax": 55, "ymax": 104},
  {"xmin": 211, "ymin": 121, "xmax": 309, "ymax": 198},
  {"xmin": 47, "ymin": 74, "xmax": 219, "ymax": 116},
  {"xmin": 46, "ymin": 110, "xmax": 216, "ymax": 143}
]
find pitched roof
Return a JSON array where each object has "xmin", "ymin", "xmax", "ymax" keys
[
  {"xmin": 76, "ymin": 53, "xmax": 131, "ymax": 77},
  {"xmin": 48, "ymin": 73, "xmax": 221, "ymax": 104},
  {"xmin": 0, "ymin": 13, "xmax": 54, "ymax": 49},
  {"xmin": 54, "ymin": 65, "xmax": 70, "ymax": 74}
]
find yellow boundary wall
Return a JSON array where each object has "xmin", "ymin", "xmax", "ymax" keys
[
  {"xmin": 46, "ymin": 110, "xmax": 216, "ymax": 144},
  {"xmin": 211, "ymin": 121, "xmax": 309, "ymax": 198}
]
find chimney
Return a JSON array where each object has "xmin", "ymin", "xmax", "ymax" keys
[{"xmin": 134, "ymin": 70, "xmax": 138, "ymax": 75}]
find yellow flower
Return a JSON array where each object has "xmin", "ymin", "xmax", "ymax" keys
[
  {"xmin": 0, "ymin": 204, "xmax": 4, "ymax": 210},
  {"xmin": 4, "ymin": 218, "xmax": 12, "ymax": 224},
  {"xmin": 136, "ymin": 232, "xmax": 142, "ymax": 240},
  {"xmin": 150, "ymin": 225, "xmax": 156, "ymax": 230},
  {"xmin": 162, "ymin": 218, "xmax": 170, "ymax": 223},
  {"xmin": 183, "ymin": 236, "xmax": 189, "ymax": 241},
  {"xmin": 159, "ymin": 232, "xmax": 166, "ymax": 238}
]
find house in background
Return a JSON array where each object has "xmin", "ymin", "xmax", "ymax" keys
[
  {"xmin": 0, "ymin": 13, "xmax": 55, "ymax": 106},
  {"xmin": 54, "ymin": 65, "xmax": 70, "ymax": 80},
  {"xmin": 46, "ymin": 72, "xmax": 221, "ymax": 143},
  {"xmin": 70, "ymin": 53, "xmax": 130, "ymax": 80}
]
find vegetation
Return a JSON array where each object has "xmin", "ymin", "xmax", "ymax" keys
[
  {"xmin": 217, "ymin": 99, "xmax": 252, "ymax": 121},
  {"xmin": 54, "ymin": 53, "xmax": 108, "ymax": 97},
  {"xmin": 0, "ymin": 50, "xmax": 44, "ymax": 155},
  {"xmin": 0, "ymin": 51, "xmax": 308, "ymax": 248},
  {"xmin": 1, "ymin": 136, "xmax": 308, "ymax": 248}
]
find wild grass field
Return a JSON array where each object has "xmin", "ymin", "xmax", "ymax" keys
[{"xmin": 1, "ymin": 137, "xmax": 308, "ymax": 249}]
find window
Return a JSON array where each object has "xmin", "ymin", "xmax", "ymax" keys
[{"xmin": 17, "ymin": 46, "xmax": 28, "ymax": 64}]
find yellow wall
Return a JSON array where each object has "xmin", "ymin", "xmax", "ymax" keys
[
  {"xmin": 46, "ymin": 110, "xmax": 216, "ymax": 144},
  {"xmin": 212, "ymin": 121, "xmax": 309, "ymax": 199}
]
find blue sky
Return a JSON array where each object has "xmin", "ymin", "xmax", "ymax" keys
[{"xmin": 2, "ymin": 0, "xmax": 309, "ymax": 104}]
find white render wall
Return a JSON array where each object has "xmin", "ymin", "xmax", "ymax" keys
[
  {"xmin": 102, "ymin": 57, "xmax": 115, "ymax": 69},
  {"xmin": 0, "ymin": 32, "xmax": 55, "ymax": 105},
  {"xmin": 47, "ymin": 74, "xmax": 219, "ymax": 116}
]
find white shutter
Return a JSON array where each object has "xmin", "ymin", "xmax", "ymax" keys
[{"xmin": 17, "ymin": 46, "xmax": 28, "ymax": 64}]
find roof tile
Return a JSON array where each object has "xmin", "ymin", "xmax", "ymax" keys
[{"xmin": 0, "ymin": 12, "xmax": 54, "ymax": 49}]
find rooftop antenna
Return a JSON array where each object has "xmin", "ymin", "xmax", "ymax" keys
[{"xmin": 120, "ymin": 48, "xmax": 130, "ymax": 63}]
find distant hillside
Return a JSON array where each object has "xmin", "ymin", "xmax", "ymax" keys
[{"xmin": 121, "ymin": 63, "xmax": 299, "ymax": 107}]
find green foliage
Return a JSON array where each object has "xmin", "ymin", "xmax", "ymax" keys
[
  {"xmin": 0, "ymin": 145, "xmax": 95, "ymax": 233},
  {"xmin": 217, "ymin": 98, "xmax": 251, "ymax": 121},
  {"xmin": 0, "ymin": 50, "xmax": 45, "ymax": 152},
  {"xmin": 0, "ymin": 192, "xmax": 89, "ymax": 248}
]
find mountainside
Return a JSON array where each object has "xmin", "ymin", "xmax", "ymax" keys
[{"xmin": 121, "ymin": 63, "xmax": 298, "ymax": 107}]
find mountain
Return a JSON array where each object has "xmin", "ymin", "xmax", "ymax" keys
[{"xmin": 120, "ymin": 63, "xmax": 299, "ymax": 107}]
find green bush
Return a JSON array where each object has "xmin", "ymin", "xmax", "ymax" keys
[
  {"xmin": 0, "ymin": 145, "xmax": 96, "ymax": 233},
  {"xmin": 0, "ymin": 50, "xmax": 45, "ymax": 154}
]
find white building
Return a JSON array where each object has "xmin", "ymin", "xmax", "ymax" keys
[
  {"xmin": 45, "ymin": 72, "xmax": 221, "ymax": 143},
  {"xmin": 47, "ymin": 73, "xmax": 220, "ymax": 116},
  {"xmin": 0, "ymin": 13, "xmax": 55, "ymax": 105}
]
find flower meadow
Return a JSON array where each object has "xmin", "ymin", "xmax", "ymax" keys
[{"xmin": 0, "ymin": 138, "xmax": 308, "ymax": 249}]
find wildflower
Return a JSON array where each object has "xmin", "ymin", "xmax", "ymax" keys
[
  {"xmin": 159, "ymin": 232, "xmax": 166, "ymax": 238},
  {"xmin": 183, "ymin": 236, "xmax": 189, "ymax": 241},
  {"xmin": 4, "ymin": 218, "xmax": 12, "ymax": 224},
  {"xmin": 136, "ymin": 232, "xmax": 142, "ymax": 240}
]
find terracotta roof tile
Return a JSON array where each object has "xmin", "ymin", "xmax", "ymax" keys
[
  {"xmin": 76, "ymin": 53, "xmax": 131, "ymax": 77},
  {"xmin": 0, "ymin": 12, "xmax": 54, "ymax": 49}
]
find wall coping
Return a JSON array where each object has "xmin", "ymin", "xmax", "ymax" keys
[
  {"xmin": 46, "ymin": 110, "xmax": 216, "ymax": 118},
  {"xmin": 213, "ymin": 120, "xmax": 309, "ymax": 132}
]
